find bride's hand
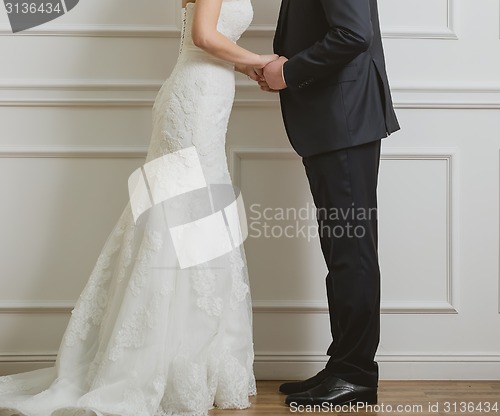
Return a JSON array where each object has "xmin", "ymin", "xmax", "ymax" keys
[
  {"xmin": 257, "ymin": 54, "xmax": 280, "ymax": 69},
  {"xmin": 249, "ymin": 54, "xmax": 279, "ymax": 81},
  {"xmin": 236, "ymin": 55, "xmax": 279, "ymax": 82}
]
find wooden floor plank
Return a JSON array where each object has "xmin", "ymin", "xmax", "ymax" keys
[{"xmin": 210, "ymin": 381, "xmax": 500, "ymax": 415}]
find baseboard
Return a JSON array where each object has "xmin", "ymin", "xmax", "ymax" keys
[
  {"xmin": 0, "ymin": 354, "xmax": 55, "ymax": 376},
  {"xmin": 255, "ymin": 354, "xmax": 500, "ymax": 380},
  {"xmin": 2, "ymin": 353, "xmax": 500, "ymax": 380}
]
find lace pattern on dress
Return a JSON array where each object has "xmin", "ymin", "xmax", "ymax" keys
[{"xmin": 0, "ymin": 1, "xmax": 256, "ymax": 415}]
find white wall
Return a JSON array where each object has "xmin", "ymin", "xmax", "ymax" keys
[{"xmin": 0, "ymin": 0, "xmax": 499, "ymax": 380}]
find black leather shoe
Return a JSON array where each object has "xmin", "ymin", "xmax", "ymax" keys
[
  {"xmin": 279, "ymin": 368, "xmax": 331, "ymax": 395},
  {"xmin": 285, "ymin": 375, "xmax": 377, "ymax": 406}
]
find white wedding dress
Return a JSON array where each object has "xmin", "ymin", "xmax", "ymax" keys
[{"xmin": 0, "ymin": 1, "xmax": 256, "ymax": 415}]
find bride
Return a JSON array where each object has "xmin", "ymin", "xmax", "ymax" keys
[{"xmin": 0, "ymin": 0, "xmax": 278, "ymax": 415}]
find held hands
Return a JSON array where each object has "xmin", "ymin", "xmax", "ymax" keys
[
  {"xmin": 238, "ymin": 54, "xmax": 277, "ymax": 83},
  {"xmin": 238, "ymin": 54, "xmax": 288, "ymax": 93},
  {"xmin": 261, "ymin": 56, "xmax": 288, "ymax": 92}
]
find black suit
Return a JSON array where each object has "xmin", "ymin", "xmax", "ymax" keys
[
  {"xmin": 273, "ymin": 0, "xmax": 400, "ymax": 388},
  {"xmin": 274, "ymin": 0, "xmax": 399, "ymax": 157}
]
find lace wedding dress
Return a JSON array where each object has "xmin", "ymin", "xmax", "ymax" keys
[{"xmin": 0, "ymin": 1, "xmax": 256, "ymax": 415}]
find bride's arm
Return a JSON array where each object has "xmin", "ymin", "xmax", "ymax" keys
[{"xmin": 190, "ymin": 0, "xmax": 277, "ymax": 72}]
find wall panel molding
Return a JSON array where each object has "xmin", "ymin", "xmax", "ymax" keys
[
  {"xmin": 254, "ymin": 353, "xmax": 500, "ymax": 380},
  {"xmin": 0, "ymin": 145, "xmax": 148, "ymax": 158},
  {"xmin": 0, "ymin": 23, "xmax": 457, "ymax": 39},
  {"xmin": 381, "ymin": 0, "xmax": 457, "ymax": 40},
  {"xmin": 0, "ymin": 0, "xmax": 457, "ymax": 40},
  {"xmin": 0, "ymin": 79, "xmax": 160, "ymax": 107},
  {"xmin": 230, "ymin": 147, "xmax": 459, "ymax": 315},
  {"xmin": 256, "ymin": 353, "xmax": 500, "ymax": 363},
  {"xmin": 0, "ymin": 151, "xmax": 459, "ymax": 316},
  {"xmin": 3, "ymin": 80, "xmax": 500, "ymax": 108},
  {"xmin": 3, "ymin": 352, "xmax": 500, "ymax": 380},
  {"xmin": 0, "ymin": 23, "xmax": 179, "ymax": 37},
  {"xmin": 0, "ymin": 301, "xmax": 75, "ymax": 314},
  {"xmin": 0, "ymin": 353, "xmax": 56, "ymax": 363},
  {"xmin": 253, "ymin": 300, "xmax": 456, "ymax": 315},
  {"xmin": 382, "ymin": 148, "xmax": 459, "ymax": 315},
  {"xmin": 0, "ymin": 0, "xmax": 182, "ymax": 38},
  {"xmin": 0, "ymin": 146, "xmax": 144, "ymax": 316},
  {"xmin": 4, "ymin": 352, "xmax": 500, "ymax": 365},
  {"xmin": 0, "ymin": 299, "xmax": 457, "ymax": 315}
]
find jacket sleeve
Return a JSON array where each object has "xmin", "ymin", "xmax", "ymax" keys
[{"xmin": 283, "ymin": 0, "xmax": 373, "ymax": 89}]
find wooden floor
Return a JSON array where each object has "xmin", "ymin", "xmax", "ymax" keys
[{"xmin": 211, "ymin": 380, "xmax": 500, "ymax": 415}]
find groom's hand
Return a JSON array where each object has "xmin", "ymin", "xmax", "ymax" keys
[
  {"xmin": 236, "ymin": 64, "xmax": 264, "ymax": 82},
  {"xmin": 237, "ymin": 64, "xmax": 278, "ymax": 93},
  {"xmin": 263, "ymin": 56, "xmax": 288, "ymax": 91},
  {"xmin": 258, "ymin": 79, "xmax": 279, "ymax": 93}
]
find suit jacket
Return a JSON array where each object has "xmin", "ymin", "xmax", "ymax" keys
[{"xmin": 273, "ymin": 0, "xmax": 400, "ymax": 157}]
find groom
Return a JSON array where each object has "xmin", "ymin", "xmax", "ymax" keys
[{"xmin": 254, "ymin": 0, "xmax": 400, "ymax": 407}]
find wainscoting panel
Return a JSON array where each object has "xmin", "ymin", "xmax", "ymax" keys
[{"xmin": 0, "ymin": 154, "xmax": 143, "ymax": 302}]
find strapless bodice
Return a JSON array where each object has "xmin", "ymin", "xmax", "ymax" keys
[{"xmin": 180, "ymin": 0, "xmax": 253, "ymax": 56}]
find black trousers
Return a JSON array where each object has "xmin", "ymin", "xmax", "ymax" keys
[{"xmin": 302, "ymin": 139, "xmax": 382, "ymax": 388}]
